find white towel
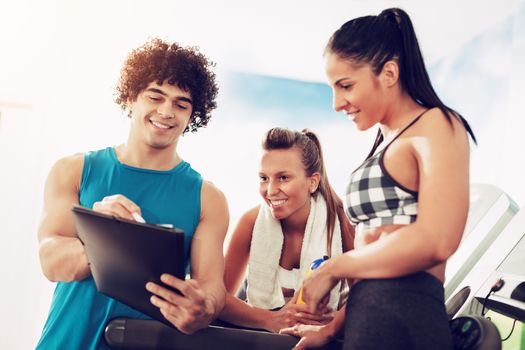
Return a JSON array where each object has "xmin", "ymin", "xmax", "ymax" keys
[{"xmin": 247, "ymin": 195, "xmax": 343, "ymax": 310}]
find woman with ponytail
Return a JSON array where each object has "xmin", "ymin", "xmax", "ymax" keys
[
  {"xmin": 281, "ymin": 8, "xmax": 475, "ymax": 349},
  {"xmin": 219, "ymin": 127, "xmax": 354, "ymax": 333}
]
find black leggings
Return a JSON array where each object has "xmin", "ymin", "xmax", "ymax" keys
[{"xmin": 343, "ymin": 272, "xmax": 453, "ymax": 350}]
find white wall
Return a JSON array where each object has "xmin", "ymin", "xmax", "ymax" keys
[{"xmin": 0, "ymin": 0, "xmax": 524, "ymax": 348}]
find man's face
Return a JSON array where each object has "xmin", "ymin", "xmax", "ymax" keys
[{"xmin": 128, "ymin": 81, "xmax": 193, "ymax": 149}]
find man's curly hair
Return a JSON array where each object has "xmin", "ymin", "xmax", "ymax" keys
[{"xmin": 115, "ymin": 38, "xmax": 218, "ymax": 133}]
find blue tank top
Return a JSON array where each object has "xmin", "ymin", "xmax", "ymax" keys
[{"xmin": 36, "ymin": 147, "xmax": 202, "ymax": 349}]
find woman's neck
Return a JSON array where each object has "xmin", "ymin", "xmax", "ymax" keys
[
  {"xmin": 280, "ymin": 199, "xmax": 311, "ymax": 236},
  {"xmin": 379, "ymin": 96, "xmax": 426, "ymax": 140}
]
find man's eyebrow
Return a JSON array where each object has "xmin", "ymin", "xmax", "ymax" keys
[
  {"xmin": 177, "ymin": 96, "xmax": 193, "ymax": 104},
  {"xmin": 146, "ymin": 88, "xmax": 168, "ymax": 96},
  {"xmin": 145, "ymin": 88, "xmax": 193, "ymax": 104}
]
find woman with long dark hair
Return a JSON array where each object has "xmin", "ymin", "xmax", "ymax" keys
[{"xmin": 281, "ymin": 8, "xmax": 474, "ymax": 349}]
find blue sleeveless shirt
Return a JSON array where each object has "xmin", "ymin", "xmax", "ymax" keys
[{"xmin": 36, "ymin": 147, "xmax": 202, "ymax": 349}]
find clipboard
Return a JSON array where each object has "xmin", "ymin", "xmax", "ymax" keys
[{"xmin": 72, "ymin": 205, "xmax": 185, "ymax": 326}]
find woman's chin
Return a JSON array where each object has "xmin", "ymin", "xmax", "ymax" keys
[{"xmin": 269, "ymin": 208, "xmax": 287, "ymax": 220}]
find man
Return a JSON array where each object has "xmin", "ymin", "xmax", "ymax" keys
[{"xmin": 36, "ymin": 38, "xmax": 228, "ymax": 349}]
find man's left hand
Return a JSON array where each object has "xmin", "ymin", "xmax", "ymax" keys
[{"xmin": 146, "ymin": 274, "xmax": 215, "ymax": 334}]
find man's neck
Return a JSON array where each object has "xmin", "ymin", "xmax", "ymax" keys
[{"xmin": 115, "ymin": 142, "xmax": 182, "ymax": 171}]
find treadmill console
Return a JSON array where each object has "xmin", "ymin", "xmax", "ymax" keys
[{"xmin": 450, "ymin": 316, "xmax": 501, "ymax": 350}]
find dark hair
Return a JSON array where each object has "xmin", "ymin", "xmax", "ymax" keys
[
  {"xmin": 325, "ymin": 8, "xmax": 476, "ymax": 155},
  {"xmin": 262, "ymin": 127, "xmax": 353, "ymax": 256},
  {"xmin": 115, "ymin": 38, "xmax": 219, "ymax": 133}
]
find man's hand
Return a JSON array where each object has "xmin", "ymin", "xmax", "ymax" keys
[
  {"xmin": 92, "ymin": 194, "xmax": 142, "ymax": 222},
  {"xmin": 146, "ymin": 274, "xmax": 215, "ymax": 334}
]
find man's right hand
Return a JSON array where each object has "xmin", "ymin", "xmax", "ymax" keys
[{"xmin": 92, "ymin": 194, "xmax": 142, "ymax": 222}]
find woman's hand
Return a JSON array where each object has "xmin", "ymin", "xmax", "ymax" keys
[
  {"xmin": 301, "ymin": 261, "xmax": 340, "ymax": 314},
  {"xmin": 264, "ymin": 293, "xmax": 334, "ymax": 333},
  {"xmin": 280, "ymin": 324, "xmax": 335, "ymax": 350}
]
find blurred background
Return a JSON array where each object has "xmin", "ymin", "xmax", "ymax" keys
[{"xmin": 1, "ymin": 0, "xmax": 524, "ymax": 348}]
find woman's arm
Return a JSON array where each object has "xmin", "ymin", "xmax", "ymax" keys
[
  {"xmin": 220, "ymin": 206, "xmax": 333, "ymax": 332},
  {"xmin": 333, "ymin": 109, "xmax": 469, "ymax": 277},
  {"xmin": 220, "ymin": 206, "xmax": 275, "ymax": 329},
  {"xmin": 303, "ymin": 109, "xmax": 471, "ymax": 310},
  {"xmin": 221, "ymin": 293, "xmax": 274, "ymax": 330},
  {"xmin": 280, "ymin": 303, "xmax": 347, "ymax": 349},
  {"xmin": 223, "ymin": 206, "xmax": 258, "ymax": 294},
  {"xmin": 222, "ymin": 289, "xmax": 333, "ymax": 332}
]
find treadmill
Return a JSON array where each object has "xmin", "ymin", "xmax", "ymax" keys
[
  {"xmin": 464, "ymin": 210, "xmax": 525, "ymax": 322},
  {"xmin": 104, "ymin": 318, "xmax": 343, "ymax": 349},
  {"xmin": 448, "ymin": 207, "xmax": 525, "ymax": 319},
  {"xmin": 105, "ymin": 184, "xmax": 517, "ymax": 349},
  {"xmin": 443, "ymin": 209, "xmax": 525, "ymax": 349},
  {"xmin": 445, "ymin": 184, "xmax": 518, "ymax": 300}
]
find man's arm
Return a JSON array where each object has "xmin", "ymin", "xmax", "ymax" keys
[
  {"xmin": 189, "ymin": 180, "xmax": 229, "ymax": 319},
  {"xmin": 38, "ymin": 154, "xmax": 90, "ymax": 282},
  {"xmin": 147, "ymin": 180, "xmax": 229, "ymax": 334}
]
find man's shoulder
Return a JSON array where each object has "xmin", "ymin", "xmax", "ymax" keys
[
  {"xmin": 84, "ymin": 146, "xmax": 114, "ymax": 159},
  {"xmin": 57, "ymin": 146, "xmax": 113, "ymax": 167},
  {"xmin": 53, "ymin": 153, "xmax": 84, "ymax": 172},
  {"xmin": 199, "ymin": 180, "xmax": 228, "ymax": 213},
  {"xmin": 49, "ymin": 146, "xmax": 114, "ymax": 182},
  {"xmin": 200, "ymin": 180, "xmax": 225, "ymax": 198},
  {"xmin": 46, "ymin": 153, "xmax": 85, "ymax": 190},
  {"xmin": 180, "ymin": 161, "xmax": 203, "ymax": 179},
  {"xmin": 195, "ymin": 179, "xmax": 229, "ymax": 233}
]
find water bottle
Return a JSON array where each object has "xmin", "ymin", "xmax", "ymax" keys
[{"xmin": 297, "ymin": 255, "xmax": 329, "ymax": 305}]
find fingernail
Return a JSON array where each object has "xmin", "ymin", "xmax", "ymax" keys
[{"xmin": 132, "ymin": 212, "xmax": 146, "ymax": 223}]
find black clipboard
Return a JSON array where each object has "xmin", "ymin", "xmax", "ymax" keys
[{"xmin": 72, "ymin": 205, "xmax": 185, "ymax": 327}]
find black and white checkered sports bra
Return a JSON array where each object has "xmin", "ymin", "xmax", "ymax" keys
[{"xmin": 346, "ymin": 111, "xmax": 427, "ymax": 232}]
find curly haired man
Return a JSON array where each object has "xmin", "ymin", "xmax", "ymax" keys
[{"xmin": 36, "ymin": 38, "xmax": 229, "ymax": 349}]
